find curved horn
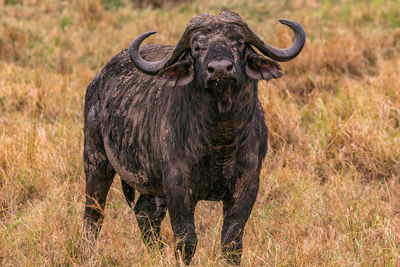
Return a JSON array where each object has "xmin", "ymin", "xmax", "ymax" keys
[
  {"xmin": 129, "ymin": 31, "xmax": 167, "ymax": 75},
  {"xmin": 246, "ymin": 19, "xmax": 306, "ymax": 62},
  {"xmin": 129, "ymin": 14, "xmax": 213, "ymax": 75},
  {"xmin": 129, "ymin": 30, "xmax": 193, "ymax": 75}
]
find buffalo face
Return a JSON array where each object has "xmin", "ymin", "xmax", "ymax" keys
[
  {"xmin": 191, "ymin": 24, "xmax": 244, "ymax": 89},
  {"xmin": 128, "ymin": 11, "xmax": 305, "ymax": 112},
  {"xmin": 128, "ymin": 12, "xmax": 305, "ymax": 89}
]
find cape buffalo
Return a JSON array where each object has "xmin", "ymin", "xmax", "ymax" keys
[{"xmin": 83, "ymin": 11, "xmax": 305, "ymax": 265}]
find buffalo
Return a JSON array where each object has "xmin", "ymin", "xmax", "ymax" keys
[{"xmin": 82, "ymin": 11, "xmax": 305, "ymax": 265}]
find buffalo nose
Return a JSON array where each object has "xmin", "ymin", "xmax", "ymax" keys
[{"xmin": 207, "ymin": 59, "xmax": 233, "ymax": 75}]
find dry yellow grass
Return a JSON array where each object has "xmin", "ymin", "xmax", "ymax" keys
[{"xmin": 1, "ymin": 0, "xmax": 400, "ymax": 266}]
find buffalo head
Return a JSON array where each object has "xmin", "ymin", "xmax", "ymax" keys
[{"xmin": 129, "ymin": 11, "xmax": 305, "ymax": 112}]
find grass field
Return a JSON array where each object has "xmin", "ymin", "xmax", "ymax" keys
[{"xmin": 1, "ymin": 0, "xmax": 400, "ymax": 266}]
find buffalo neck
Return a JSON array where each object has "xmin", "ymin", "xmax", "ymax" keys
[
  {"xmin": 193, "ymin": 80, "xmax": 257, "ymax": 154},
  {"xmin": 161, "ymin": 79, "xmax": 258, "ymax": 166}
]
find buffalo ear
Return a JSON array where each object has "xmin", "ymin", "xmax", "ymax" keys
[
  {"xmin": 245, "ymin": 48, "xmax": 282, "ymax": 80},
  {"xmin": 157, "ymin": 53, "xmax": 194, "ymax": 87}
]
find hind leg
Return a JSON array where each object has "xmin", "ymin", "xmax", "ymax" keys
[
  {"xmin": 82, "ymin": 132, "xmax": 115, "ymax": 239},
  {"xmin": 121, "ymin": 179, "xmax": 135, "ymax": 209},
  {"xmin": 134, "ymin": 194, "xmax": 167, "ymax": 247}
]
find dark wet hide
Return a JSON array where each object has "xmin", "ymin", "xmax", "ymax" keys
[{"xmin": 206, "ymin": 78, "xmax": 236, "ymax": 90}]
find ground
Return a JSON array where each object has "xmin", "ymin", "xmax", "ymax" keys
[{"xmin": 0, "ymin": 0, "xmax": 400, "ymax": 266}]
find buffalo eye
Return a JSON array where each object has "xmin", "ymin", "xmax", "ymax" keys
[
  {"xmin": 228, "ymin": 34, "xmax": 244, "ymax": 49},
  {"xmin": 192, "ymin": 46, "xmax": 201, "ymax": 57},
  {"xmin": 236, "ymin": 39, "xmax": 244, "ymax": 48},
  {"xmin": 191, "ymin": 37, "xmax": 207, "ymax": 57}
]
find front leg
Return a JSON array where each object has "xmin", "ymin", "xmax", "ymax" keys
[
  {"xmin": 163, "ymin": 168, "xmax": 197, "ymax": 265},
  {"xmin": 221, "ymin": 174, "xmax": 259, "ymax": 265}
]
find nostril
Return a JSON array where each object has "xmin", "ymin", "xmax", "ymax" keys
[{"xmin": 207, "ymin": 60, "xmax": 233, "ymax": 74}]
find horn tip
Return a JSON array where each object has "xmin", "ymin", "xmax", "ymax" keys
[
  {"xmin": 144, "ymin": 31, "xmax": 157, "ymax": 36},
  {"xmin": 278, "ymin": 19, "xmax": 294, "ymax": 25},
  {"xmin": 278, "ymin": 19, "xmax": 306, "ymax": 38}
]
